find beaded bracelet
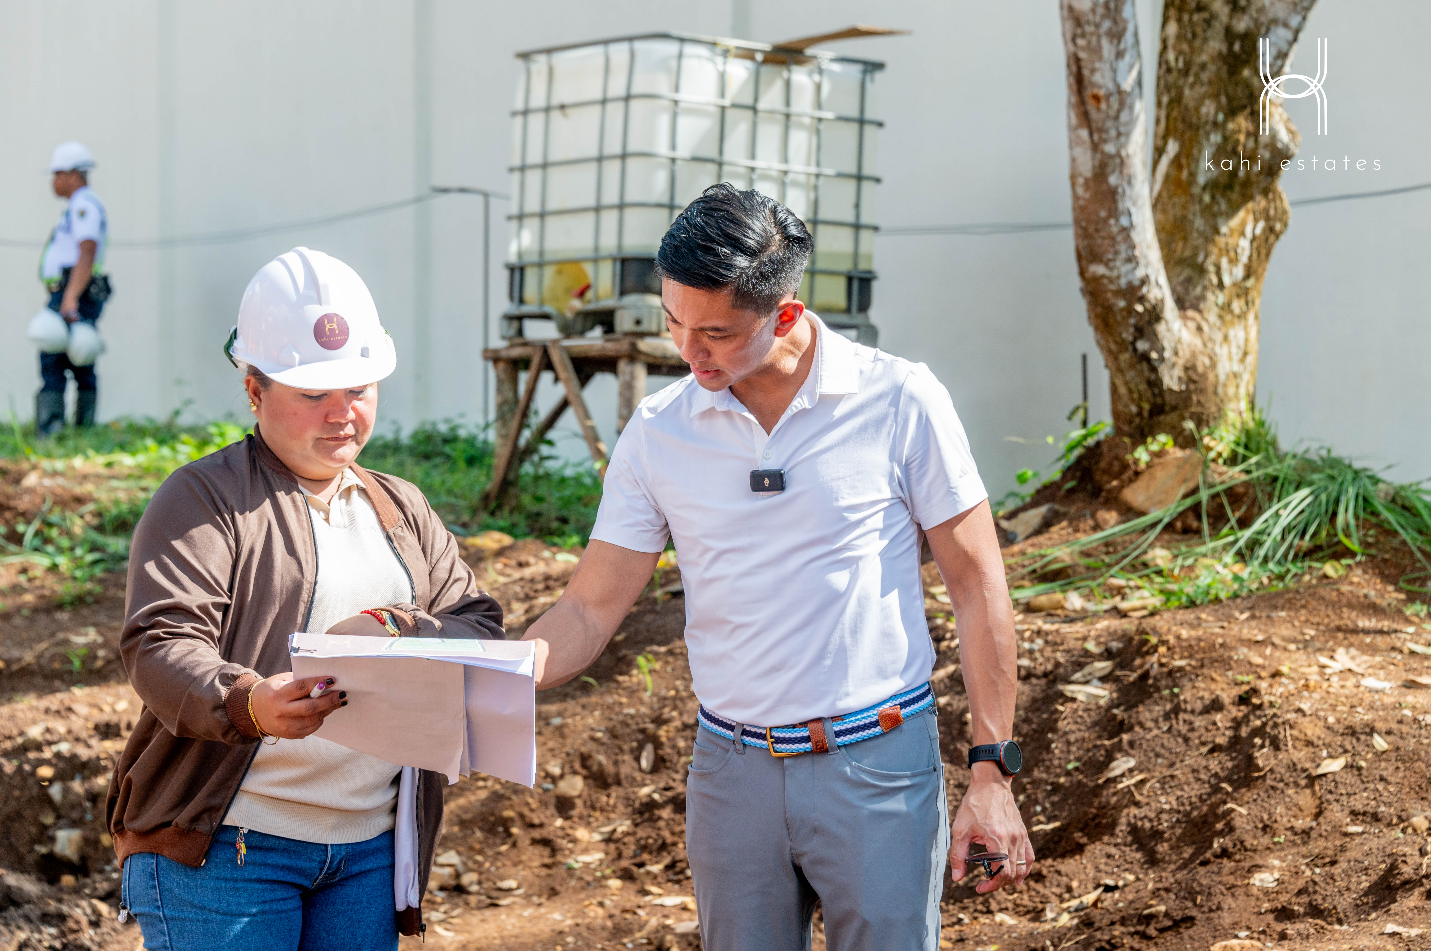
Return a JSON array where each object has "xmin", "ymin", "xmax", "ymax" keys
[
  {"xmin": 362, "ymin": 608, "xmax": 403, "ymax": 637},
  {"xmin": 247, "ymin": 689, "xmax": 278, "ymax": 745}
]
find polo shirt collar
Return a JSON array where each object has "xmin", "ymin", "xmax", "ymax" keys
[
  {"xmin": 298, "ymin": 466, "xmax": 364, "ymax": 518},
  {"xmin": 689, "ymin": 311, "xmax": 859, "ymax": 417}
]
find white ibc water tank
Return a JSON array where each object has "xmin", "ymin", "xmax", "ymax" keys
[{"xmin": 507, "ymin": 33, "xmax": 881, "ymax": 334}]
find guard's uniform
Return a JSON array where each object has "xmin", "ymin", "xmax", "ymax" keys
[
  {"xmin": 592, "ymin": 313, "xmax": 988, "ymax": 951},
  {"xmin": 38, "ymin": 184, "xmax": 109, "ymax": 428}
]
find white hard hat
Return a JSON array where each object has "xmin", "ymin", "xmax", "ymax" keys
[
  {"xmin": 28, "ymin": 308, "xmax": 70, "ymax": 353},
  {"xmin": 227, "ymin": 247, "xmax": 396, "ymax": 390},
  {"xmin": 50, "ymin": 141, "xmax": 95, "ymax": 173},
  {"xmin": 67, "ymin": 321, "xmax": 105, "ymax": 366}
]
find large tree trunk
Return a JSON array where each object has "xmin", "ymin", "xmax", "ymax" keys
[
  {"xmin": 1060, "ymin": 0, "xmax": 1315, "ymax": 448},
  {"xmin": 1151, "ymin": 0, "xmax": 1317, "ymax": 427}
]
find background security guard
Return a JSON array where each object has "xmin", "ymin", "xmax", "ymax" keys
[{"xmin": 38, "ymin": 141, "xmax": 111, "ymax": 437}]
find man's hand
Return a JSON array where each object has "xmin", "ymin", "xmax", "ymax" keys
[
  {"xmin": 949, "ymin": 767, "xmax": 1034, "ymax": 892},
  {"xmin": 250, "ymin": 674, "xmax": 345, "ymax": 739}
]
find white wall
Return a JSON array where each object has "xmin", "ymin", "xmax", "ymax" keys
[{"xmin": 1, "ymin": 0, "xmax": 1425, "ymax": 496}]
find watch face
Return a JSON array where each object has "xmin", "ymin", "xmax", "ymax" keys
[{"xmin": 999, "ymin": 741, "xmax": 1023, "ymax": 775}]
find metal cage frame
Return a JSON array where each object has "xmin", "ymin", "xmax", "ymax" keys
[{"xmin": 505, "ymin": 31, "xmax": 883, "ymax": 344}]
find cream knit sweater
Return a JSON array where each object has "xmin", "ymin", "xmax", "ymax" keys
[{"xmin": 223, "ymin": 468, "xmax": 409, "ymax": 844}]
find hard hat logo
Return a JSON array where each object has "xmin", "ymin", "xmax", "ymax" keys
[{"xmin": 313, "ymin": 313, "xmax": 350, "ymax": 351}]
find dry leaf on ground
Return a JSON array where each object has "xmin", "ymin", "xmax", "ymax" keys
[
  {"xmin": 1313, "ymin": 756, "xmax": 1347, "ymax": 776},
  {"xmin": 1098, "ymin": 757, "xmax": 1136, "ymax": 783},
  {"xmin": 1070, "ymin": 660, "xmax": 1117, "ymax": 684},
  {"xmin": 1059, "ymin": 683, "xmax": 1111, "ymax": 702}
]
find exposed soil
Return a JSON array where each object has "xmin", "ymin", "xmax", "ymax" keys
[{"xmin": 2, "ymin": 465, "xmax": 1430, "ymax": 950}]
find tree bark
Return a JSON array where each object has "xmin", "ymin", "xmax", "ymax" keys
[
  {"xmin": 1151, "ymin": 0, "xmax": 1316, "ymax": 427},
  {"xmin": 1060, "ymin": 0, "xmax": 1315, "ymax": 448}
]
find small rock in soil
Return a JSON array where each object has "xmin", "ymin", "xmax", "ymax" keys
[
  {"xmin": 1026, "ymin": 592, "xmax": 1066, "ymax": 613},
  {"xmin": 52, "ymin": 828, "xmax": 84, "ymax": 864},
  {"xmin": 554, "ymin": 774, "xmax": 585, "ymax": 799}
]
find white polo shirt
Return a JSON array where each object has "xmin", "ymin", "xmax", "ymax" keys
[
  {"xmin": 40, "ymin": 186, "xmax": 107, "ymax": 283},
  {"xmin": 590, "ymin": 313, "xmax": 987, "ymax": 726}
]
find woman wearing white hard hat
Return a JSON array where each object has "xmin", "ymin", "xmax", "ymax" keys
[
  {"xmin": 31, "ymin": 141, "xmax": 111, "ymax": 437},
  {"xmin": 108, "ymin": 247, "xmax": 504, "ymax": 948}
]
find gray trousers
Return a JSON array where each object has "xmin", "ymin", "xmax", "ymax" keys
[{"xmin": 685, "ymin": 707, "xmax": 949, "ymax": 951}]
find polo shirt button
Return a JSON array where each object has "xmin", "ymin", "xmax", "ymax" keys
[{"xmin": 763, "ymin": 451, "xmax": 772, "ymax": 459}]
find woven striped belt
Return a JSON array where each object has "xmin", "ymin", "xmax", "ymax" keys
[{"xmin": 697, "ymin": 682, "xmax": 934, "ymax": 757}]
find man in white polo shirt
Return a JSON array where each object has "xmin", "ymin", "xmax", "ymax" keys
[{"xmin": 525, "ymin": 184, "xmax": 1031, "ymax": 950}]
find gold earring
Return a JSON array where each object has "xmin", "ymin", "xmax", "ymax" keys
[{"xmin": 249, "ymin": 401, "xmax": 258, "ymax": 413}]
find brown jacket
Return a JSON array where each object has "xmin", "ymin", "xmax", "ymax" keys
[{"xmin": 106, "ymin": 428, "xmax": 503, "ymax": 936}]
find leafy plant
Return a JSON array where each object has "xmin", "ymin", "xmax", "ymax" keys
[
  {"xmin": 635, "ymin": 654, "xmax": 656, "ymax": 696},
  {"xmin": 64, "ymin": 647, "xmax": 89, "ymax": 673},
  {"xmin": 1007, "ymin": 407, "xmax": 1431, "ymax": 611},
  {"xmin": 1128, "ymin": 432, "xmax": 1175, "ymax": 469},
  {"xmin": 358, "ymin": 420, "xmax": 603, "ymax": 544},
  {"xmin": 998, "ymin": 414, "xmax": 1111, "ymax": 512}
]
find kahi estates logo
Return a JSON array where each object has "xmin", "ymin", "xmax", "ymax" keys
[
  {"xmin": 1203, "ymin": 36, "xmax": 1382, "ymax": 176},
  {"xmin": 1259, "ymin": 36, "xmax": 1327, "ymax": 136}
]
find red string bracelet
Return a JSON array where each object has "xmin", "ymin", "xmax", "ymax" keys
[{"xmin": 361, "ymin": 609, "xmax": 402, "ymax": 637}]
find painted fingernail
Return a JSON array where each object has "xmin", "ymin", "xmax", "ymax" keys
[
  {"xmin": 325, "ymin": 678, "xmax": 335, "ymax": 686},
  {"xmin": 338, "ymin": 691, "xmax": 347, "ymax": 699},
  {"xmin": 340, "ymin": 700, "xmax": 348, "ymax": 707}
]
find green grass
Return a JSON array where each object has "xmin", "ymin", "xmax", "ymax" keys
[
  {"xmin": 357, "ymin": 421, "xmax": 603, "ymax": 545},
  {"xmin": 0, "ymin": 417, "xmax": 602, "ymax": 603},
  {"xmin": 1, "ymin": 419, "xmax": 252, "ymax": 602},
  {"xmin": 1007, "ymin": 408, "xmax": 1431, "ymax": 613}
]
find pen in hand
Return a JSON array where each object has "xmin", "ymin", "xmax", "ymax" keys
[{"xmin": 310, "ymin": 678, "xmax": 336, "ymax": 699}]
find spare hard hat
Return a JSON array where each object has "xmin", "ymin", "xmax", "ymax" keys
[
  {"xmin": 67, "ymin": 321, "xmax": 105, "ymax": 366},
  {"xmin": 49, "ymin": 141, "xmax": 95, "ymax": 173},
  {"xmin": 227, "ymin": 247, "xmax": 396, "ymax": 390},
  {"xmin": 28, "ymin": 308, "xmax": 70, "ymax": 353}
]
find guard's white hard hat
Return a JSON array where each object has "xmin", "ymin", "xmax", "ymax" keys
[
  {"xmin": 49, "ymin": 141, "xmax": 95, "ymax": 173},
  {"xmin": 227, "ymin": 247, "xmax": 396, "ymax": 390},
  {"xmin": 67, "ymin": 321, "xmax": 105, "ymax": 366},
  {"xmin": 28, "ymin": 308, "xmax": 70, "ymax": 353}
]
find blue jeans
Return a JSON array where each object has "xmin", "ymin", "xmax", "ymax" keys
[{"xmin": 121, "ymin": 826, "xmax": 398, "ymax": 951}]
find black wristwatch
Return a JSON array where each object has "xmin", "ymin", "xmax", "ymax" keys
[{"xmin": 968, "ymin": 740, "xmax": 1023, "ymax": 776}]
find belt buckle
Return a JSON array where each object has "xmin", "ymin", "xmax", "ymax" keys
[{"xmin": 765, "ymin": 727, "xmax": 803, "ymax": 758}]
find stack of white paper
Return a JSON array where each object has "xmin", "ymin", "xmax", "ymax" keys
[{"xmin": 289, "ymin": 632, "xmax": 537, "ymax": 786}]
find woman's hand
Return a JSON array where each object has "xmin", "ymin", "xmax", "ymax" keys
[{"xmin": 250, "ymin": 674, "xmax": 345, "ymax": 739}]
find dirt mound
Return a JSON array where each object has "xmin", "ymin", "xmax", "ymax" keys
[{"xmin": 2, "ymin": 514, "xmax": 1429, "ymax": 949}]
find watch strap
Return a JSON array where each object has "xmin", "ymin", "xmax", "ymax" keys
[{"xmin": 967, "ymin": 743, "xmax": 1002, "ymax": 768}]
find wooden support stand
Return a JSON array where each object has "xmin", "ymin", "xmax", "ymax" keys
[{"xmin": 481, "ymin": 336, "xmax": 687, "ymax": 508}]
